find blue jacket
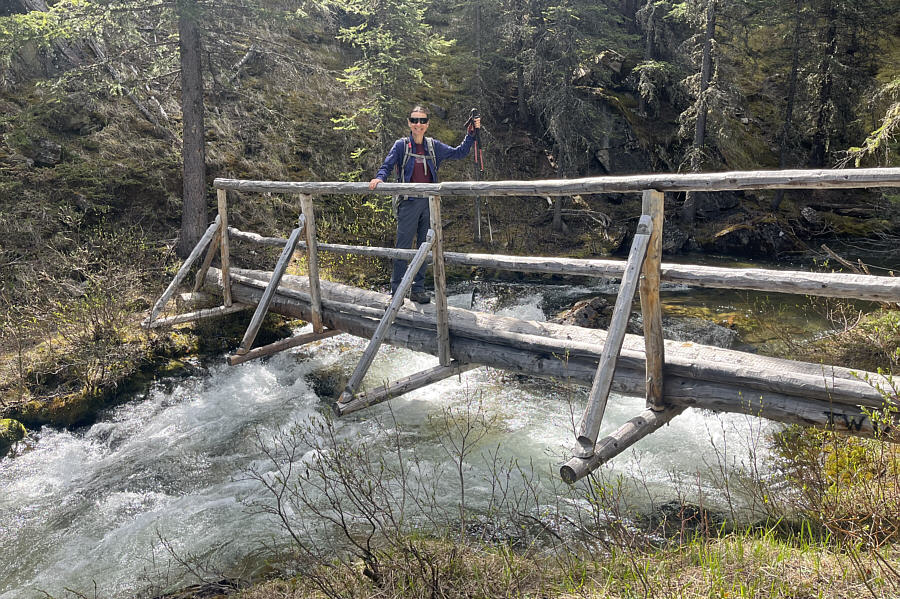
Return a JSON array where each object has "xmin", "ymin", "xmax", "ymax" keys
[{"xmin": 375, "ymin": 133, "xmax": 475, "ymax": 184}]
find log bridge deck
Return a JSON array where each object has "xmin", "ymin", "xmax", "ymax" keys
[{"xmin": 145, "ymin": 168, "xmax": 900, "ymax": 483}]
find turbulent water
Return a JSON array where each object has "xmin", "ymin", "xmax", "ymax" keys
[{"xmin": 0, "ymin": 282, "xmax": 782, "ymax": 599}]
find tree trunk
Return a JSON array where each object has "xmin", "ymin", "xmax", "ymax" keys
[
  {"xmin": 553, "ymin": 196, "xmax": 563, "ymax": 232},
  {"xmin": 176, "ymin": 0, "xmax": 208, "ymax": 258},
  {"xmin": 682, "ymin": 0, "xmax": 716, "ymax": 225},
  {"xmin": 516, "ymin": 59, "xmax": 528, "ymax": 125},
  {"xmin": 771, "ymin": 0, "xmax": 804, "ymax": 211},
  {"xmin": 809, "ymin": 0, "xmax": 836, "ymax": 168},
  {"xmin": 693, "ymin": 0, "xmax": 716, "ymax": 149}
]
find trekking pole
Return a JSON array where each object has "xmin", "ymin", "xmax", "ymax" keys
[{"xmin": 465, "ymin": 108, "xmax": 485, "ymax": 243}]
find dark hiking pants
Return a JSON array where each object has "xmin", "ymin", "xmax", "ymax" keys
[{"xmin": 391, "ymin": 196, "xmax": 430, "ymax": 294}]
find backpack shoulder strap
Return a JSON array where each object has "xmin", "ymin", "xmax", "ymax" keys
[
  {"xmin": 397, "ymin": 137, "xmax": 411, "ymax": 182},
  {"xmin": 425, "ymin": 137, "xmax": 436, "ymax": 165}
]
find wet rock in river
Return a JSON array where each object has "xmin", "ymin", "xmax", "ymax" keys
[
  {"xmin": 305, "ymin": 362, "xmax": 348, "ymax": 399},
  {"xmin": 551, "ymin": 296, "xmax": 613, "ymax": 329}
]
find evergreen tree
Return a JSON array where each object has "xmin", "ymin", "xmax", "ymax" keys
[
  {"xmin": 496, "ymin": 0, "xmax": 540, "ymax": 126},
  {"xmin": 766, "ymin": 0, "xmax": 809, "ymax": 210},
  {"xmin": 525, "ymin": 0, "xmax": 627, "ymax": 231},
  {"xmin": 662, "ymin": 0, "xmax": 722, "ymax": 223},
  {"xmin": 0, "ymin": 0, "xmax": 321, "ymax": 256},
  {"xmin": 806, "ymin": 0, "xmax": 882, "ymax": 168},
  {"xmin": 847, "ymin": 77, "xmax": 900, "ymax": 166},
  {"xmin": 334, "ymin": 0, "xmax": 449, "ymax": 156}
]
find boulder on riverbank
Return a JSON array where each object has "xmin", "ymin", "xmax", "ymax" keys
[{"xmin": 0, "ymin": 418, "xmax": 26, "ymax": 458}]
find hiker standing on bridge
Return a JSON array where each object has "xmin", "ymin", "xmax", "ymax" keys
[{"xmin": 369, "ymin": 105, "xmax": 481, "ymax": 304}]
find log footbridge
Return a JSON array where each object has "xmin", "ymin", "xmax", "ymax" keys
[{"xmin": 145, "ymin": 168, "xmax": 900, "ymax": 483}]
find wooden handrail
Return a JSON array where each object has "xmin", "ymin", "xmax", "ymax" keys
[{"xmin": 214, "ymin": 167, "xmax": 900, "ymax": 197}]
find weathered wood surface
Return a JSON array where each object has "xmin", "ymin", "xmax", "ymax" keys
[
  {"xmin": 226, "ymin": 227, "xmax": 900, "ymax": 303},
  {"xmin": 147, "ymin": 216, "xmax": 220, "ymax": 324},
  {"xmin": 237, "ymin": 215, "xmax": 305, "ymax": 355},
  {"xmin": 233, "ymin": 272, "xmax": 895, "ymax": 438},
  {"xmin": 300, "ymin": 195, "xmax": 324, "ymax": 333},
  {"xmin": 210, "ymin": 267, "xmax": 893, "ymax": 410},
  {"xmin": 202, "ymin": 268, "xmax": 898, "ymax": 442},
  {"xmin": 146, "ymin": 302, "xmax": 251, "ymax": 328},
  {"xmin": 340, "ymin": 232, "xmax": 435, "ymax": 403},
  {"xmin": 641, "ymin": 190, "xmax": 666, "ymax": 412},
  {"xmin": 210, "ymin": 272, "xmax": 893, "ymax": 440},
  {"xmin": 576, "ymin": 215, "xmax": 651, "ymax": 457},
  {"xmin": 337, "ymin": 361, "xmax": 478, "ymax": 415},
  {"xmin": 430, "ymin": 196, "xmax": 451, "ymax": 366},
  {"xmin": 228, "ymin": 328, "xmax": 340, "ymax": 366},
  {"xmin": 562, "ymin": 406, "xmax": 687, "ymax": 483},
  {"xmin": 217, "ymin": 189, "xmax": 232, "ymax": 307},
  {"xmin": 177, "ymin": 291, "xmax": 217, "ymax": 310},
  {"xmin": 214, "ymin": 168, "xmax": 900, "ymax": 197}
]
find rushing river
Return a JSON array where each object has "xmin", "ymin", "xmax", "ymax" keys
[{"xmin": 1, "ymin": 278, "xmax": 835, "ymax": 598}]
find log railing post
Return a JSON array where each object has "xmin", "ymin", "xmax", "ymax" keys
[
  {"xmin": 640, "ymin": 190, "xmax": 666, "ymax": 411},
  {"xmin": 300, "ymin": 194, "xmax": 324, "ymax": 333},
  {"xmin": 429, "ymin": 195, "xmax": 451, "ymax": 366},
  {"xmin": 217, "ymin": 189, "xmax": 232, "ymax": 306},
  {"xmin": 574, "ymin": 214, "xmax": 652, "ymax": 458}
]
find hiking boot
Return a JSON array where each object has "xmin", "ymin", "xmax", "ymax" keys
[{"xmin": 410, "ymin": 290, "xmax": 432, "ymax": 304}]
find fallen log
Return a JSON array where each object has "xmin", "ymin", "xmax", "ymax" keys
[
  {"xmin": 201, "ymin": 268, "xmax": 898, "ymax": 440},
  {"xmin": 212, "ymin": 268, "xmax": 891, "ymax": 409}
]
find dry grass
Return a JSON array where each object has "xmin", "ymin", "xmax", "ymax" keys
[{"xmin": 229, "ymin": 533, "xmax": 900, "ymax": 599}]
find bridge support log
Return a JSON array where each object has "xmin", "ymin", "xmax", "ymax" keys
[
  {"xmin": 237, "ymin": 215, "xmax": 305, "ymax": 355},
  {"xmin": 640, "ymin": 190, "xmax": 666, "ymax": 412},
  {"xmin": 217, "ymin": 190, "xmax": 232, "ymax": 307},
  {"xmin": 203, "ymin": 268, "xmax": 898, "ymax": 440},
  {"xmin": 339, "ymin": 232, "xmax": 435, "ymax": 404},
  {"xmin": 337, "ymin": 361, "xmax": 478, "ymax": 415},
  {"xmin": 146, "ymin": 302, "xmax": 252, "ymax": 328},
  {"xmin": 430, "ymin": 196, "xmax": 451, "ymax": 366},
  {"xmin": 300, "ymin": 194, "xmax": 324, "ymax": 333},
  {"xmin": 213, "ymin": 267, "xmax": 892, "ymax": 410},
  {"xmin": 147, "ymin": 216, "xmax": 221, "ymax": 325},
  {"xmin": 576, "ymin": 215, "xmax": 651, "ymax": 457},
  {"xmin": 228, "ymin": 328, "xmax": 340, "ymax": 366},
  {"xmin": 193, "ymin": 226, "xmax": 222, "ymax": 293},
  {"xmin": 561, "ymin": 406, "xmax": 686, "ymax": 483}
]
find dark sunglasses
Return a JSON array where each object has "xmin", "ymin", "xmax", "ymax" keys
[{"xmin": 408, "ymin": 117, "xmax": 429, "ymax": 124}]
